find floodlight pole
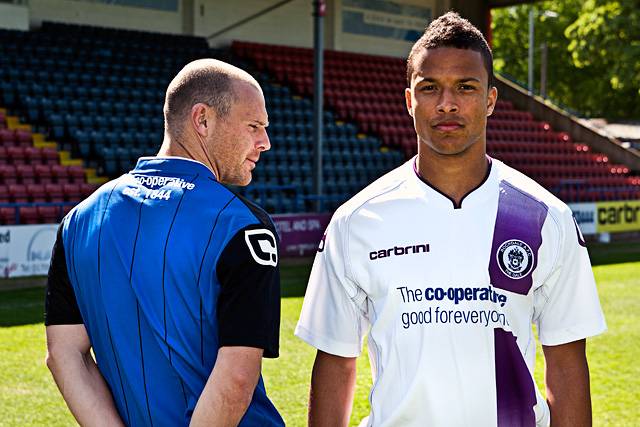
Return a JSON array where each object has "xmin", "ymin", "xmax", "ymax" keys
[
  {"xmin": 540, "ymin": 42, "xmax": 548, "ymax": 99},
  {"xmin": 528, "ymin": 8, "xmax": 535, "ymax": 95},
  {"xmin": 312, "ymin": 0, "xmax": 325, "ymax": 211}
]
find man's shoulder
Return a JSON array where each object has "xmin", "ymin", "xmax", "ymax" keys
[
  {"xmin": 223, "ymin": 188, "xmax": 276, "ymax": 231},
  {"xmin": 333, "ymin": 160, "xmax": 413, "ymax": 222}
]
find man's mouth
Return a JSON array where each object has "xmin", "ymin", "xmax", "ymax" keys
[{"xmin": 433, "ymin": 121, "xmax": 464, "ymax": 132}]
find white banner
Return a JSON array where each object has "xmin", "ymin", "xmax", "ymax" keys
[
  {"xmin": 568, "ymin": 203, "xmax": 597, "ymax": 235},
  {"xmin": 0, "ymin": 224, "xmax": 58, "ymax": 278}
]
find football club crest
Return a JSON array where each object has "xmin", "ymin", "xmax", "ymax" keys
[{"xmin": 496, "ymin": 239, "xmax": 534, "ymax": 279}]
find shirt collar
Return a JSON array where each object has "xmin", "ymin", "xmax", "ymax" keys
[
  {"xmin": 411, "ymin": 155, "xmax": 495, "ymax": 210},
  {"xmin": 133, "ymin": 156, "xmax": 217, "ymax": 180}
]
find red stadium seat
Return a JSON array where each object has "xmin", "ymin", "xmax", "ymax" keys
[
  {"xmin": 0, "ymin": 207, "xmax": 17, "ymax": 225},
  {"xmin": 18, "ymin": 206, "xmax": 39, "ymax": 224},
  {"xmin": 7, "ymin": 146, "xmax": 26, "ymax": 165},
  {"xmin": 42, "ymin": 148, "xmax": 59, "ymax": 165},
  {"xmin": 45, "ymin": 183, "xmax": 65, "ymax": 202},
  {"xmin": 34, "ymin": 164, "xmax": 53, "ymax": 183},
  {"xmin": 61, "ymin": 204, "xmax": 75, "ymax": 218},
  {"xmin": 0, "ymin": 184, "xmax": 9, "ymax": 203},
  {"xmin": 25, "ymin": 147, "xmax": 43, "ymax": 164},
  {"xmin": 0, "ymin": 129, "xmax": 15, "ymax": 144},
  {"xmin": 15, "ymin": 129, "xmax": 32, "ymax": 146},
  {"xmin": 0, "ymin": 165, "xmax": 17, "ymax": 185},
  {"xmin": 80, "ymin": 182, "xmax": 98, "ymax": 198},
  {"xmin": 51, "ymin": 165, "xmax": 69, "ymax": 183},
  {"xmin": 37, "ymin": 206, "xmax": 59, "ymax": 223},
  {"xmin": 63, "ymin": 183, "xmax": 82, "ymax": 202},
  {"xmin": 27, "ymin": 183, "xmax": 47, "ymax": 202},
  {"xmin": 8, "ymin": 183, "xmax": 29, "ymax": 203},
  {"xmin": 16, "ymin": 164, "xmax": 36, "ymax": 184},
  {"xmin": 68, "ymin": 166, "xmax": 85, "ymax": 183}
]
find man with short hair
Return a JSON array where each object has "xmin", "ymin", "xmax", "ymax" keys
[
  {"xmin": 296, "ymin": 12, "xmax": 606, "ymax": 427},
  {"xmin": 45, "ymin": 59, "xmax": 285, "ymax": 427}
]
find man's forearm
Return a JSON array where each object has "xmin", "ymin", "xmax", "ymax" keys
[
  {"xmin": 309, "ymin": 351, "xmax": 357, "ymax": 427},
  {"xmin": 47, "ymin": 350, "xmax": 124, "ymax": 427},
  {"xmin": 190, "ymin": 347, "xmax": 262, "ymax": 427},
  {"xmin": 544, "ymin": 340, "xmax": 592, "ymax": 427}
]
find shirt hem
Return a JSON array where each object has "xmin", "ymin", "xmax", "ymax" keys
[
  {"xmin": 539, "ymin": 321, "xmax": 607, "ymax": 346},
  {"xmin": 294, "ymin": 323, "xmax": 361, "ymax": 357}
]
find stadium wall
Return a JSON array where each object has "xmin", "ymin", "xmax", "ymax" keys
[
  {"xmin": 15, "ymin": 0, "xmax": 490, "ymax": 61},
  {"xmin": 201, "ymin": 0, "xmax": 447, "ymax": 58},
  {"xmin": 332, "ymin": 0, "xmax": 439, "ymax": 57},
  {"xmin": 0, "ymin": 3, "xmax": 29, "ymax": 31},
  {"xmin": 200, "ymin": 0, "xmax": 314, "ymax": 48},
  {"xmin": 28, "ymin": 0, "xmax": 183, "ymax": 34}
]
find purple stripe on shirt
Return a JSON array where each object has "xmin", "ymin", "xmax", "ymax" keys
[
  {"xmin": 494, "ymin": 328, "xmax": 537, "ymax": 427},
  {"xmin": 489, "ymin": 180, "xmax": 548, "ymax": 295}
]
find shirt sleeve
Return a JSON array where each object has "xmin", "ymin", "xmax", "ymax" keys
[
  {"xmin": 534, "ymin": 208, "xmax": 607, "ymax": 346},
  {"xmin": 44, "ymin": 222, "xmax": 83, "ymax": 326},
  {"xmin": 295, "ymin": 215, "xmax": 369, "ymax": 357},
  {"xmin": 216, "ymin": 223, "xmax": 281, "ymax": 358}
]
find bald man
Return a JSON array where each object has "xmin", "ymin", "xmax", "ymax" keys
[{"xmin": 45, "ymin": 59, "xmax": 285, "ymax": 426}]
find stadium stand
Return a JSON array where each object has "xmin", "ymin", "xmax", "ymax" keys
[
  {"xmin": 233, "ymin": 40, "xmax": 640, "ymax": 204},
  {"xmin": 0, "ymin": 23, "xmax": 403, "ymax": 219},
  {"xmin": 1, "ymin": 24, "xmax": 638, "ymax": 223}
]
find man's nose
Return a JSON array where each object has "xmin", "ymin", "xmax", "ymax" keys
[
  {"xmin": 437, "ymin": 89, "xmax": 459, "ymax": 114},
  {"xmin": 257, "ymin": 129, "xmax": 270, "ymax": 151}
]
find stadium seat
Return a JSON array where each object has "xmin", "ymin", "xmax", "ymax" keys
[
  {"xmin": 0, "ymin": 165, "xmax": 18, "ymax": 185},
  {"xmin": 16, "ymin": 164, "xmax": 36, "ymax": 184},
  {"xmin": 68, "ymin": 166, "xmax": 85, "ymax": 183},
  {"xmin": 8, "ymin": 184, "xmax": 29, "ymax": 203},
  {"xmin": 45, "ymin": 183, "xmax": 65, "ymax": 202},
  {"xmin": 63, "ymin": 183, "xmax": 82, "ymax": 202},
  {"xmin": 18, "ymin": 206, "xmax": 39, "ymax": 224},
  {"xmin": 37, "ymin": 205, "xmax": 59, "ymax": 223},
  {"xmin": 51, "ymin": 165, "xmax": 70, "ymax": 183},
  {"xmin": 80, "ymin": 182, "xmax": 98, "ymax": 198},
  {"xmin": 0, "ymin": 207, "xmax": 17, "ymax": 225},
  {"xmin": 27, "ymin": 183, "xmax": 47, "ymax": 202}
]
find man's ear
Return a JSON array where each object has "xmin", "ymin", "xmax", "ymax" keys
[
  {"xmin": 405, "ymin": 87, "xmax": 414, "ymax": 117},
  {"xmin": 486, "ymin": 86, "xmax": 498, "ymax": 117},
  {"xmin": 191, "ymin": 103, "xmax": 211, "ymax": 136}
]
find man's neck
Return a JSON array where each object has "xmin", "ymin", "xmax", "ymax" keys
[
  {"xmin": 157, "ymin": 135, "xmax": 219, "ymax": 179},
  {"xmin": 416, "ymin": 144, "xmax": 489, "ymax": 207}
]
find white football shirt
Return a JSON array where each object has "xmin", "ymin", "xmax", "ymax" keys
[{"xmin": 295, "ymin": 157, "xmax": 606, "ymax": 427}]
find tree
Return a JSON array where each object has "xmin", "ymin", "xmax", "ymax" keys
[{"xmin": 491, "ymin": 0, "xmax": 639, "ymax": 120}]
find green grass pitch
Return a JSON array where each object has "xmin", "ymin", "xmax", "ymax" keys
[{"xmin": 0, "ymin": 258, "xmax": 638, "ymax": 426}]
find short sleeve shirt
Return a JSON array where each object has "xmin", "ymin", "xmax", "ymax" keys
[
  {"xmin": 296, "ymin": 157, "xmax": 606, "ymax": 427},
  {"xmin": 46, "ymin": 157, "xmax": 284, "ymax": 427}
]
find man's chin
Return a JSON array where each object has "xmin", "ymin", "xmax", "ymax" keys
[
  {"xmin": 237, "ymin": 174, "xmax": 252, "ymax": 187},
  {"xmin": 220, "ymin": 173, "xmax": 251, "ymax": 187},
  {"xmin": 423, "ymin": 138, "xmax": 476, "ymax": 156}
]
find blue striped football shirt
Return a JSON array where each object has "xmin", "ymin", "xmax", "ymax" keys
[{"xmin": 45, "ymin": 157, "xmax": 284, "ymax": 426}]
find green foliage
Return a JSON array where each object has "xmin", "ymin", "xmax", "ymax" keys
[{"xmin": 491, "ymin": 0, "xmax": 640, "ymax": 119}]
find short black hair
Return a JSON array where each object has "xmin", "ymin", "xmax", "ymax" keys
[
  {"xmin": 406, "ymin": 11, "xmax": 494, "ymax": 87},
  {"xmin": 164, "ymin": 64, "xmax": 237, "ymax": 137}
]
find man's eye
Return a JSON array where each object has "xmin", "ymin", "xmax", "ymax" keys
[
  {"xmin": 459, "ymin": 84, "xmax": 475, "ymax": 91},
  {"xmin": 421, "ymin": 85, "xmax": 436, "ymax": 91}
]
